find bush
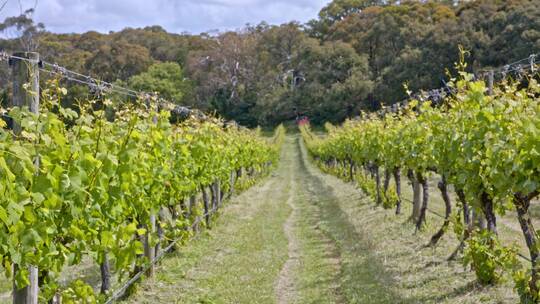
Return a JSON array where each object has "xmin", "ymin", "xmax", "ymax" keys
[
  {"xmin": 382, "ymin": 185, "xmax": 398, "ymax": 209},
  {"xmin": 463, "ymin": 230, "xmax": 519, "ymax": 285}
]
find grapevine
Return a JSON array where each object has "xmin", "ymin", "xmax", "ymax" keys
[
  {"xmin": 0, "ymin": 80, "xmax": 285, "ymax": 302},
  {"xmin": 301, "ymin": 63, "xmax": 540, "ymax": 301}
]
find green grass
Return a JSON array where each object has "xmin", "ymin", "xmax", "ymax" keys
[
  {"xmin": 293, "ymin": 138, "xmax": 400, "ymax": 303},
  {"xmin": 129, "ymin": 182, "xmax": 290, "ymax": 303},
  {"xmin": 283, "ymin": 139, "xmax": 344, "ymax": 303}
]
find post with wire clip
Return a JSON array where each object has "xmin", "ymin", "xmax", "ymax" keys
[
  {"xmin": 10, "ymin": 52, "xmax": 40, "ymax": 304},
  {"xmin": 11, "ymin": 52, "xmax": 40, "ymax": 118},
  {"xmin": 530, "ymin": 54, "xmax": 537, "ymax": 73},
  {"xmin": 487, "ymin": 70, "xmax": 494, "ymax": 96}
]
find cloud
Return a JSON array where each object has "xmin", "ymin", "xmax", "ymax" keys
[{"xmin": 0, "ymin": 0, "xmax": 328, "ymax": 34}]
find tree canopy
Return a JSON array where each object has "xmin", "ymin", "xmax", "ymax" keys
[
  {"xmin": 1, "ymin": 0, "xmax": 538, "ymax": 126},
  {"xmin": 128, "ymin": 62, "xmax": 192, "ymax": 103}
]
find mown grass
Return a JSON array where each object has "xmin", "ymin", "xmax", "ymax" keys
[
  {"xmin": 284, "ymin": 139, "xmax": 345, "ymax": 303},
  {"xmin": 299, "ymin": 137, "xmax": 518, "ymax": 303},
  {"xmin": 292, "ymin": 136, "xmax": 405, "ymax": 303},
  {"xmin": 128, "ymin": 179, "xmax": 291, "ymax": 303},
  {"xmin": 126, "ymin": 139, "xmax": 296, "ymax": 303}
]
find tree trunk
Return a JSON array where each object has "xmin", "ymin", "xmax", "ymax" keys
[
  {"xmin": 188, "ymin": 194, "xmax": 199, "ymax": 233},
  {"xmin": 374, "ymin": 165, "xmax": 382, "ymax": 205},
  {"xmin": 429, "ymin": 176, "xmax": 452, "ymax": 246},
  {"xmin": 480, "ymin": 191, "xmax": 497, "ymax": 235},
  {"xmin": 408, "ymin": 170, "xmax": 421, "ymax": 222},
  {"xmin": 236, "ymin": 167, "xmax": 243, "ymax": 179},
  {"xmin": 458, "ymin": 190, "xmax": 471, "ymax": 231},
  {"xmin": 383, "ymin": 169, "xmax": 391, "ymax": 193},
  {"xmin": 514, "ymin": 192, "xmax": 540, "ymax": 298},
  {"xmin": 415, "ymin": 172, "xmax": 429, "ymax": 231},
  {"xmin": 448, "ymin": 189, "xmax": 471, "ymax": 261},
  {"xmin": 100, "ymin": 252, "xmax": 111, "ymax": 294},
  {"xmin": 472, "ymin": 209, "xmax": 486, "ymax": 230},
  {"xmin": 188, "ymin": 195, "xmax": 196, "ymax": 218},
  {"xmin": 349, "ymin": 159, "xmax": 355, "ymax": 182},
  {"xmin": 178, "ymin": 198, "xmax": 186, "ymax": 219},
  {"xmin": 210, "ymin": 182, "xmax": 218, "ymax": 211},
  {"xmin": 202, "ymin": 187, "xmax": 211, "ymax": 228},
  {"xmin": 394, "ymin": 167, "xmax": 402, "ymax": 215},
  {"xmin": 217, "ymin": 180, "xmax": 222, "ymax": 207}
]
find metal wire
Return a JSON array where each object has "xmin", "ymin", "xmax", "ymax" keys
[
  {"xmin": 386, "ymin": 52, "xmax": 539, "ymax": 114},
  {"xmin": 0, "ymin": 52, "xmax": 200, "ymax": 115},
  {"xmin": 1, "ymin": 52, "xmax": 158, "ymax": 101},
  {"xmin": 38, "ymin": 68, "xmax": 139, "ymax": 98},
  {"xmin": 401, "ymin": 196, "xmax": 532, "ymax": 262},
  {"xmin": 402, "ymin": 197, "xmax": 446, "ymax": 219},
  {"xmin": 42, "ymin": 60, "xmax": 140, "ymax": 96}
]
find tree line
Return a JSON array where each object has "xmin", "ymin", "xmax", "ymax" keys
[{"xmin": 1, "ymin": 0, "xmax": 539, "ymax": 126}]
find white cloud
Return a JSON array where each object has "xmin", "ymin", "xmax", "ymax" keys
[{"xmin": 0, "ymin": 0, "xmax": 329, "ymax": 34}]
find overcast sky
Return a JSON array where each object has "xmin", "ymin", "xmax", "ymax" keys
[{"xmin": 1, "ymin": 0, "xmax": 329, "ymax": 34}]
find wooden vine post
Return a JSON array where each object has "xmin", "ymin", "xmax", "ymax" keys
[
  {"xmin": 229, "ymin": 171, "xmax": 235, "ymax": 197},
  {"xmin": 408, "ymin": 170, "xmax": 421, "ymax": 222},
  {"xmin": 189, "ymin": 195, "xmax": 199, "ymax": 233},
  {"xmin": 100, "ymin": 255, "xmax": 111, "ymax": 294},
  {"xmin": 10, "ymin": 52, "xmax": 40, "ymax": 304},
  {"xmin": 156, "ymin": 209, "xmax": 165, "ymax": 257},
  {"xmin": 144, "ymin": 113, "xmax": 160, "ymax": 277},
  {"xmin": 476, "ymin": 70, "xmax": 495, "ymax": 233},
  {"xmin": 487, "ymin": 69, "xmax": 494, "ymax": 96},
  {"xmin": 151, "ymin": 114, "xmax": 165, "ymax": 260},
  {"xmin": 210, "ymin": 180, "xmax": 221, "ymax": 210},
  {"xmin": 144, "ymin": 214, "xmax": 156, "ymax": 277}
]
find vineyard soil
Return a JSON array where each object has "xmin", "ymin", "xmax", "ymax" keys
[{"xmin": 120, "ymin": 135, "xmax": 518, "ymax": 303}]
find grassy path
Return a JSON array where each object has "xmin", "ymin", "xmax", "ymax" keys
[
  {"xmin": 126, "ymin": 135, "xmax": 517, "ymax": 304},
  {"xmin": 127, "ymin": 135, "xmax": 364, "ymax": 303}
]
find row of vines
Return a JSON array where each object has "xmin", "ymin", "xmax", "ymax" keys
[
  {"xmin": 0, "ymin": 79, "xmax": 285, "ymax": 303},
  {"xmin": 301, "ymin": 60, "xmax": 540, "ymax": 302}
]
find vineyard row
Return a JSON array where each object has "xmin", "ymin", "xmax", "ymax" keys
[
  {"xmin": 0, "ymin": 75, "xmax": 286, "ymax": 303},
  {"xmin": 301, "ymin": 63, "xmax": 540, "ymax": 303}
]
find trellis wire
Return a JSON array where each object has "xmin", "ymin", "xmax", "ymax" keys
[{"xmin": 104, "ymin": 203, "xmax": 221, "ymax": 304}]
